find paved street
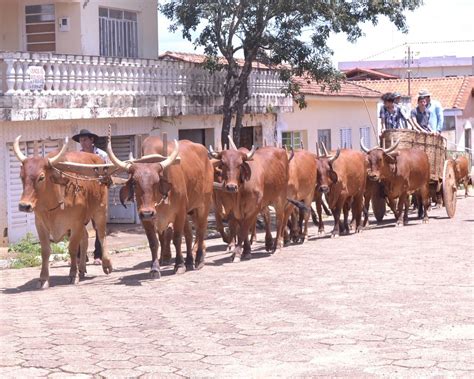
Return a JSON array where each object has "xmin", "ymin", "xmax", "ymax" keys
[{"xmin": 0, "ymin": 195, "xmax": 473, "ymax": 378}]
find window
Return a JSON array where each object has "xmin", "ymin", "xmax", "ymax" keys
[
  {"xmin": 317, "ymin": 129, "xmax": 331, "ymax": 151},
  {"xmin": 359, "ymin": 127, "xmax": 371, "ymax": 149},
  {"xmin": 443, "ymin": 116, "xmax": 456, "ymax": 131},
  {"xmin": 25, "ymin": 4, "xmax": 56, "ymax": 52},
  {"xmin": 339, "ymin": 128, "xmax": 352, "ymax": 149},
  {"xmin": 282, "ymin": 131, "xmax": 303, "ymax": 149},
  {"xmin": 99, "ymin": 7, "xmax": 138, "ymax": 58}
]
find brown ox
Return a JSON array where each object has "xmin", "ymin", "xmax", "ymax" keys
[
  {"xmin": 454, "ymin": 155, "xmax": 470, "ymax": 197},
  {"xmin": 316, "ymin": 145, "xmax": 367, "ymax": 237},
  {"xmin": 108, "ymin": 137, "xmax": 213, "ymax": 277},
  {"xmin": 13, "ymin": 136, "xmax": 112, "ymax": 288},
  {"xmin": 210, "ymin": 142, "xmax": 289, "ymax": 262},
  {"xmin": 285, "ymin": 149, "xmax": 317, "ymax": 243},
  {"xmin": 361, "ymin": 139, "xmax": 430, "ymax": 225}
]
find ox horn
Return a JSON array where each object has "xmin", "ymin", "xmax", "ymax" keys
[
  {"xmin": 383, "ymin": 138, "xmax": 400, "ymax": 155},
  {"xmin": 360, "ymin": 137, "xmax": 371, "ymax": 153},
  {"xmin": 328, "ymin": 148, "xmax": 341, "ymax": 164},
  {"xmin": 107, "ymin": 137, "xmax": 132, "ymax": 172},
  {"xmin": 208, "ymin": 145, "xmax": 220, "ymax": 159},
  {"xmin": 160, "ymin": 140, "xmax": 180, "ymax": 170},
  {"xmin": 245, "ymin": 145, "xmax": 256, "ymax": 161},
  {"xmin": 228, "ymin": 134, "xmax": 238, "ymax": 150},
  {"xmin": 13, "ymin": 136, "xmax": 27, "ymax": 163},
  {"xmin": 48, "ymin": 138, "xmax": 69, "ymax": 166},
  {"xmin": 321, "ymin": 142, "xmax": 329, "ymax": 157},
  {"xmin": 315, "ymin": 142, "xmax": 320, "ymax": 158}
]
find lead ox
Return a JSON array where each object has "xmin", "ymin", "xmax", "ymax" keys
[
  {"xmin": 454, "ymin": 155, "xmax": 470, "ymax": 197},
  {"xmin": 108, "ymin": 137, "xmax": 213, "ymax": 278},
  {"xmin": 316, "ymin": 145, "xmax": 367, "ymax": 237},
  {"xmin": 13, "ymin": 136, "xmax": 112, "ymax": 288},
  {"xmin": 361, "ymin": 139, "xmax": 430, "ymax": 225},
  {"xmin": 210, "ymin": 142, "xmax": 289, "ymax": 262}
]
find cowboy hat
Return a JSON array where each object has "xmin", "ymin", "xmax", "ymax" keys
[
  {"xmin": 72, "ymin": 129, "xmax": 99, "ymax": 143},
  {"xmin": 418, "ymin": 89, "xmax": 431, "ymax": 97}
]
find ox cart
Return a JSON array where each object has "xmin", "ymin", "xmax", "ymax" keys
[{"xmin": 371, "ymin": 129, "xmax": 457, "ymax": 220}]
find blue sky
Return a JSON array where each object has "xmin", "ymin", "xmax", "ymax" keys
[{"xmin": 157, "ymin": 0, "xmax": 474, "ymax": 66}]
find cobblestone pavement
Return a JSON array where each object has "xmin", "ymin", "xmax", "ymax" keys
[{"xmin": 1, "ymin": 196, "xmax": 473, "ymax": 378}]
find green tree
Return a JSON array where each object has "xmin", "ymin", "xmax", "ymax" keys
[{"xmin": 160, "ymin": 0, "xmax": 422, "ymax": 148}]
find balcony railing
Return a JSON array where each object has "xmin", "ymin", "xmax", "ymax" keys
[{"xmin": 0, "ymin": 51, "xmax": 293, "ymax": 120}]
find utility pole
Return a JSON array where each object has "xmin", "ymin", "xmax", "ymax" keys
[{"xmin": 404, "ymin": 45, "xmax": 414, "ymax": 97}]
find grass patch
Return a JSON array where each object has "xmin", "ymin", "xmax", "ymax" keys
[{"xmin": 8, "ymin": 233, "xmax": 69, "ymax": 269}]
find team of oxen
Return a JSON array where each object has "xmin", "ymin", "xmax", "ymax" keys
[{"xmin": 13, "ymin": 132, "xmax": 471, "ymax": 288}]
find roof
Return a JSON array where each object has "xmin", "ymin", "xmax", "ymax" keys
[
  {"xmin": 355, "ymin": 76, "xmax": 474, "ymax": 109},
  {"xmin": 293, "ymin": 76, "xmax": 381, "ymax": 99},
  {"xmin": 344, "ymin": 67, "xmax": 399, "ymax": 80},
  {"xmin": 339, "ymin": 56, "xmax": 473, "ymax": 71},
  {"xmin": 159, "ymin": 51, "xmax": 272, "ymax": 69}
]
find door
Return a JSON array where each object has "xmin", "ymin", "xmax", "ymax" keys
[
  {"xmin": 240, "ymin": 127, "xmax": 254, "ymax": 150},
  {"xmin": 6, "ymin": 139, "xmax": 60, "ymax": 243},
  {"xmin": 106, "ymin": 136, "xmax": 137, "ymax": 224}
]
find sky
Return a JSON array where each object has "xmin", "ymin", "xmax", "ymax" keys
[{"xmin": 157, "ymin": 0, "xmax": 474, "ymax": 67}]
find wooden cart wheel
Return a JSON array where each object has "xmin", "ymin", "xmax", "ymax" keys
[
  {"xmin": 371, "ymin": 190, "xmax": 386, "ymax": 222},
  {"xmin": 442, "ymin": 160, "xmax": 457, "ymax": 218}
]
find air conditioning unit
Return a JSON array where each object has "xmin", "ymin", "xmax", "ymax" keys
[{"xmin": 58, "ymin": 17, "xmax": 70, "ymax": 32}]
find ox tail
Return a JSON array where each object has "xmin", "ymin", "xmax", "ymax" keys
[
  {"xmin": 310, "ymin": 205, "xmax": 318, "ymax": 225},
  {"xmin": 287, "ymin": 198, "xmax": 310, "ymax": 213},
  {"xmin": 321, "ymin": 198, "xmax": 332, "ymax": 216}
]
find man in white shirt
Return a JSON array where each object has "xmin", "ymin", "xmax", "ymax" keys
[{"xmin": 72, "ymin": 129, "xmax": 108, "ymax": 265}]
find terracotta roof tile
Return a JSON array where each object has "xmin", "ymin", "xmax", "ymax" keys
[
  {"xmin": 293, "ymin": 76, "xmax": 381, "ymax": 98},
  {"xmin": 159, "ymin": 51, "xmax": 272, "ymax": 69},
  {"xmin": 354, "ymin": 76, "xmax": 474, "ymax": 109},
  {"xmin": 344, "ymin": 67, "xmax": 399, "ymax": 80}
]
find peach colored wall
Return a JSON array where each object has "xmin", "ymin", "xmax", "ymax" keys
[
  {"xmin": 0, "ymin": 1, "xmax": 21, "ymax": 51},
  {"xmin": 278, "ymin": 96, "xmax": 379, "ymax": 152}
]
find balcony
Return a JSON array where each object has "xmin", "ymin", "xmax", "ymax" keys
[{"xmin": 0, "ymin": 51, "xmax": 293, "ymax": 122}]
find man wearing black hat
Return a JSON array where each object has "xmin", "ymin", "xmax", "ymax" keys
[
  {"xmin": 72, "ymin": 129, "xmax": 108, "ymax": 163},
  {"xmin": 72, "ymin": 129, "xmax": 109, "ymax": 264}
]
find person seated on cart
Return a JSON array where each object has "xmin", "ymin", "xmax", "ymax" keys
[
  {"xmin": 418, "ymin": 89, "xmax": 443, "ymax": 133},
  {"xmin": 379, "ymin": 92, "xmax": 407, "ymax": 131},
  {"xmin": 410, "ymin": 96, "xmax": 432, "ymax": 133}
]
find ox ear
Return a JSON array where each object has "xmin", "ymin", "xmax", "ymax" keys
[
  {"xmin": 240, "ymin": 162, "xmax": 252, "ymax": 182},
  {"xmin": 158, "ymin": 174, "xmax": 172, "ymax": 196},
  {"xmin": 50, "ymin": 171, "xmax": 69, "ymax": 186},
  {"xmin": 119, "ymin": 180, "xmax": 135, "ymax": 208},
  {"xmin": 384, "ymin": 151, "xmax": 399, "ymax": 163},
  {"xmin": 329, "ymin": 169, "xmax": 338, "ymax": 184}
]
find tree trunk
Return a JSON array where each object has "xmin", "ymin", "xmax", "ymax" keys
[{"xmin": 221, "ymin": 96, "xmax": 233, "ymax": 150}]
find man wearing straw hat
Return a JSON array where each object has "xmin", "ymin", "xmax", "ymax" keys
[{"xmin": 72, "ymin": 129, "xmax": 109, "ymax": 265}]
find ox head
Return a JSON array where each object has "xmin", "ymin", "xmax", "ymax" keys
[
  {"xmin": 360, "ymin": 138, "xmax": 400, "ymax": 181},
  {"xmin": 107, "ymin": 138, "xmax": 180, "ymax": 220},
  {"xmin": 14, "ymin": 136, "xmax": 69, "ymax": 213},
  {"xmin": 208, "ymin": 135, "xmax": 255, "ymax": 193},
  {"xmin": 315, "ymin": 142, "xmax": 340, "ymax": 194}
]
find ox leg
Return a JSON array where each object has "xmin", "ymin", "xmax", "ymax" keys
[
  {"xmin": 36, "ymin": 224, "xmax": 52, "ymax": 289},
  {"xmin": 352, "ymin": 194, "xmax": 364, "ymax": 233},
  {"xmin": 261, "ymin": 208, "xmax": 273, "ymax": 252},
  {"xmin": 173, "ymin": 216, "xmax": 186, "ymax": 275},
  {"xmin": 143, "ymin": 221, "xmax": 160, "ymax": 279},
  {"xmin": 273, "ymin": 202, "xmax": 288, "ymax": 252},
  {"xmin": 314, "ymin": 194, "xmax": 325, "ymax": 235},
  {"xmin": 184, "ymin": 216, "xmax": 195, "ymax": 270},
  {"xmin": 362, "ymin": 191, "xmax": 371, "ymax": 228},
  {"xmin": 464, "ymin": 177, "xmax": 469, "ymax": 197},
  {"xmin": 395, "ymin": 194, "xmax": 407, "ymax": 226},
  {"xmin": 420, "ymin": 184, "xmax": 430, "ymax": 224},
  {"xmin": 92, "ymin": 211, "xmax": 112, "ymax": 275},
  {"xmin": 159, "ymin": 227, "xmax": 173, "ymax": 266},
  {"xmin": 193, "ymin": 207, "xmax": 210, "ymax": 271},
  {"xmin": 331, "ymin": 205, "xmax": 342, "ymax": 238},
  {"xmin": 78, "ymin": 227, "xmax": 88, "ymax": 279},
  {"xmin": 342, "ymin": 202, "xmax": 350, "ymax": 235},
  {"xmin": 67, "ymin": 230, "xmax": 82, "ymax": 284},
  {"xmin": 226, "ymin": 216, "xmax": 238, "ymax": 252},
  {"xmin": 215, "ymin": 207, "xmax": 231, "ymax": 244},
  {"xmin": 232, "ymin": 217, "xmax": 253, "ymax": 263}
]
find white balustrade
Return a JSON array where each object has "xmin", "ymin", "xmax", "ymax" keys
[{"xmin": 0, "ymin": 51, "xmax": 292, "ymax": 111}]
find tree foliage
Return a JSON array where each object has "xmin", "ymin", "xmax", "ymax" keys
[{"xmin": 160, "ymin": 0, "xmax": 422, "ymax": 147}]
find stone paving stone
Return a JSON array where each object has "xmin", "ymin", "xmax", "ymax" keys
[{"xmin": 0, "ymin": 195, "xmax": 473, "ymax": 376}]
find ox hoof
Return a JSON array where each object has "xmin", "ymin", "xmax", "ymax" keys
[
  {"xmin": 242, "ymin": 252, "xmax": 251, "ymax": 261},
  {"xmin": 330, "ymin": 232, "xmax": 339, "ymax": 238},
  {"xmin": 102, "ymin": 261, "xmax": 113, "ymax": 275},
  {"xmin": 174, "ymin": 264, "xmax": 186, "ymax": 275},
  {"xmin": 36, "ymin": 279, "xmax": 49, "ymax": 289},
  {"xmin": 318, "ymin": 229, "xmax": 325, "ymax": 236},
  {"xmin": 195, "ymin": 260, "xmax": 205, "ymax": 270},
  {"xmin": 79, "ymin": 271, "xmax": 86, "ymax": 280},
  {"xmin": 69, "ymin": 275, "xmax": 79, "ymax": 285},
  {"xmin": 422, "ymin": 218, "xmax": 429, "ymax": 224},
  {"xmin": 356, "ymin": 226, "xmax": 363, "ymax": 234},
  {"xmin": 150, "ymin": 269, "xmax": 161, "ymax": 279},
  {"xmin": 231, "ymin": 253, "xmax": 241, "ymax": 263}
]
